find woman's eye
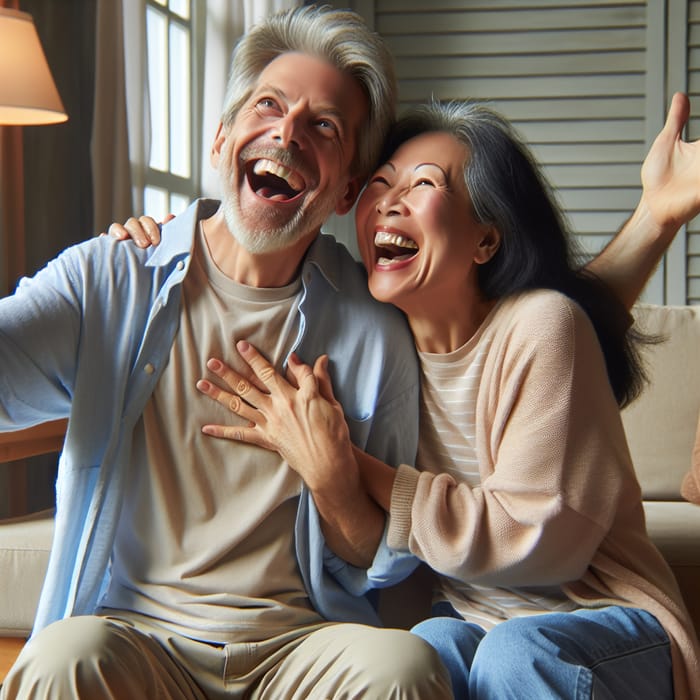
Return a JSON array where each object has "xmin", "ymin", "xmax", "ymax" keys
[
  {"xmin": 369, "ymin": 175, "xmax": 389, "ymax": 186},
  {"xmin": 414, "ymin": 178, "xmax": 436, "ymax": 187}
]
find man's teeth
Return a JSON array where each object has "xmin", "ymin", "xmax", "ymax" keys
[
  {"xmin": 253, "ymin": 159, "xmax": 303, "ymax": 192},
  {"xmin": 374, "ymin": 231, "xmax": 418, "ymax": 250}
]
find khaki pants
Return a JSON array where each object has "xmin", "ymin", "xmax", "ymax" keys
[{"xmin": 1, "ymin": 614, "xmax": 452, "ymax": 699}]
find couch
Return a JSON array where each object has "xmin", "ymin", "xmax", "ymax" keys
[{"xmin": 1, "ymin": 304, "xmax": 699, "ymax": 683}]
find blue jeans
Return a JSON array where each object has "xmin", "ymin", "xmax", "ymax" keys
[{"xmin": 411, "ymin": 603, "xmax": 673, "ymax": 699}]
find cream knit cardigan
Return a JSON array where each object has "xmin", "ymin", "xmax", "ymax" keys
[{"xmin": 388, "ymin": 289, "xmax": 700, "ymax": 699}]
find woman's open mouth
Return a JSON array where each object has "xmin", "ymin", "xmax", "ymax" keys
[{"xmin": 374, "ymin": 230, "xmax": 419, "ymax": 265}]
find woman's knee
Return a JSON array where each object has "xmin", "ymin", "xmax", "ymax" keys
[{"xmin": 412, "ymin": 617, "xmax": 484, "ymax": 698}]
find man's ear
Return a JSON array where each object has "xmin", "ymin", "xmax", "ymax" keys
[
  {"xmin": 210, "ymin": 122, "xmax": 227, "ymax": 167},
  {"xmin": 334, "ymin": 175, "xmax": 365, "ymax": 216},
  {"xmin": 474, "ymin": 226, "xmax": 501, "ymax": 264}
]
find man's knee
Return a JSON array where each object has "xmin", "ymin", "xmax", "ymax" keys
[
  {"xmin": 2, "ymin": 616, "xmax": 149, "ymax": 698},
  {"xmin": 20, "ymin": 616, "xmax": 127, "ymax": 669},
  {"xmin": 358, "ymin": 628, "xmax": 453, "ymax": 698}
]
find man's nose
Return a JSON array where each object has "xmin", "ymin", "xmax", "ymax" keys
[{"xmin": 271, "ymin": 112, "xmax": 302, "ymax": 149}]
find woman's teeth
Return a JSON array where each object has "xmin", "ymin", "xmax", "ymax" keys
[{"xmin": 374, "ymin": 230, "xmax": 418, "ymax": 264}]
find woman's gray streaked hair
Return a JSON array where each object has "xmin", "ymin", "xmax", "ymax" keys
[
  {"xmin": 222, "ymin": 4, "xmax": 397, "ymax": 180},
  {"xmin": 380, "ymin": 99, "xmax": 578, "ymax": 298},
  {"xmin": 381, "ymin": 99, "xmax": 649, "ymax": 408}
]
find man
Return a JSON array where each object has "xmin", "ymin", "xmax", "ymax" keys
[{"xmin": 0, "ymin": 6, "xmax": 451, "ymax": 698}]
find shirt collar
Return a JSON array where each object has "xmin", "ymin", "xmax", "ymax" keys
[
  {"xmin": 302, "ymin": 231, "xmax": 347, "ymax": 293},
  {"xmin": 145, "ymin": 198, "xmax": 348, "ymax": 294},
  {"xmin": 145, "ymin": 199, "xmax": 219, "ymax": 267}
]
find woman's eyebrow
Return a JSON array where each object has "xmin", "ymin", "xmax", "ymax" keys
[{"xmin": 414, "ymin": 162, "xmax": 447, "ymax": 175}]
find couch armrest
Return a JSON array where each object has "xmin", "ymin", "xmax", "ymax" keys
[{"xmin": 0, "ymin": 420, "xmax": 67, "ymax": 463}]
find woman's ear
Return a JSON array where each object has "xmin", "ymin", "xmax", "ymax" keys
[{"xmin": 474, "ymin": 226, "xmax": 501, "ymax": 264}]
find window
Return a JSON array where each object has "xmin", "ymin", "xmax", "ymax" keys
[{"xmin": 144, "ymin": 0, "xmax": 200, "ymax": 219}]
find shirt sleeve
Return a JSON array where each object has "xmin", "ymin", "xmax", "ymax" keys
[
  {"xmin": 325, "ymin": 380, "xmax": 423, "ymax": 594},
  {"xmin": 0, "ymin": 252, "xmax": 83, "ymax": 428}
]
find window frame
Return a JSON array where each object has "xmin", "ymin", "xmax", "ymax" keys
[{"xmin": 143, "ymin": 0, "xmax": 204, "ymax": 218}]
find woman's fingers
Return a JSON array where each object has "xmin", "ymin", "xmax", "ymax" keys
[
  {"xmin": 138, "ymin": 215, "xmax": 163, "ymax": 246},
  {"xmin": 312, "ymin": 355, "xmax": 338, "ymax": 404},
  {"xmin": 201, "ymin": 422, "xmax": 269, "ymax": 449},
  {"xmin": 205, "ymin": 357, "xmax": 268, "ymax": 408},
  {"xmin": 236, "ymin": 340, "xmax": 281, "ymax": 388},
  {"xmin": 106, "ymin": 215, "xmax": 163, "ymax": 248},
  {"xmin": 286, "ymin": 353, "xmax": 318, "ymax": 394},
  {"xmin": 196, "ymin": 378, "xmax": 260, "ymax": 423}
]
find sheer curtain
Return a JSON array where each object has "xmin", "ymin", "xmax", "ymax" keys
[
  {"xmin": 92, "ymin": 0, "xmax": 133, "ymax": 232},
  {"xmin": 122, "ymin": 0, "xmax": 300, "ymax": 209},
  {"xmin": 200, "ymin": 0, "xmax": 302, "ymax": 197}
]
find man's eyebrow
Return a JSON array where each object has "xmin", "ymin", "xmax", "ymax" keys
[{"xmin": 255, "ymin": 84, "xmax": 285, "ymax": 100}]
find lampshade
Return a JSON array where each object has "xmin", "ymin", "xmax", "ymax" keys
[{"xmin": 0, "ymin": 8, "xmax": 67, "ymax": 125}]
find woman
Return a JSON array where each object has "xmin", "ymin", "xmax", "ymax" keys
[{"xmin": 191, "ymin": 101, "xmax": 700, "ymax": 698}]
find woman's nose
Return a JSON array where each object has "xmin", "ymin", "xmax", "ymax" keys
[{"xmin": 376, "ymin": 192, "xmax": 406, "ymax": 216}]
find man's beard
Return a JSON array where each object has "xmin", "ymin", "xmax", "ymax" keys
[
  {"xmin": 218, "ymin": 157, "xmax": 346, "ymax": 255},
  {"xmin": 220, "ymin": 189, "xmax": 307, "ymax": 254}
]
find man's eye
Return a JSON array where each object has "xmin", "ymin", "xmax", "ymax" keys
[
  {"xmin": 415, "ymin": 178, "xmax": 436, "ymax": 187},
  {"xmin": 316, "ymin": 118, "xmax": 339, "ymax": 133},
  {"xmin": 257, "ymin": 98, "xmax": 279, "ymax": 111}
]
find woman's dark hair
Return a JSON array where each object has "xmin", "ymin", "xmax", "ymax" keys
[{"xmin": 381, "ymin": 100, "xmax": 647, "ymax": 407}]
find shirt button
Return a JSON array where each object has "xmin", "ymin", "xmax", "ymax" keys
[
  {"xmin": 176, "ymin": 261, "xmax": 184, "ymax": 271},
  {"xmin": 144, "ymin": 363, "xmax": 155, "ymax": 375}
]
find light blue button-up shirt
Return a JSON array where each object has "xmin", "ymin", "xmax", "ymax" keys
[{"xmin": 0, "ymin": 199, "xmax": 420, "ymax": 635}]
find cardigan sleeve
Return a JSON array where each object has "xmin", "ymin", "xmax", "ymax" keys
[{"xmin": 388, "ymin": 291, "xmax": 634, "ymax": 587}]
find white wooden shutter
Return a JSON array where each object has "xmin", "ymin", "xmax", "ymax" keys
[{"xmin": 329, "ymin": 0, "xmax": 694, "ymax": 303}]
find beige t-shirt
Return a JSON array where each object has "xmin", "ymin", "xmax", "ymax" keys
[{"xmin": 101, "ymin": 226, "xmax": 324, "ymax": 643}]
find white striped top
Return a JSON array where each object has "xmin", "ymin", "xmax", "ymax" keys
[{"xmin": 417, "ymin": 320, "xmax": 575, "ymax": 629}]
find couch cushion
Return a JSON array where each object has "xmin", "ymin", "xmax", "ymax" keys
[
  {"xmin": 643, "ymin": 501, "xmax": 700, "ymax": 565},
  {"xmin": 680, "ymin": 415, "xmax": 700, "ymax": 504},
  {"xmin": 0, "ymin": 510, "xmax": 53, "ymax": 636},
  {"xmin": 622, "ymin": 304, "xmax": 700, "ymax": 500}
]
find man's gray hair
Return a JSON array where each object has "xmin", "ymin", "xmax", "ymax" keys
[{"xmin": 221, "ymin": 4, "xmax": 397, "ymax": 179}]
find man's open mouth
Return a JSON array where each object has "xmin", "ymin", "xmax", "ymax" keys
[
  {"xmin": 247, "ymin": 158, "xmax": 306, "ymax": 201},
  {"xmin": 374, "ymin": 230, "xmax": 419, "ymax": 265}
]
